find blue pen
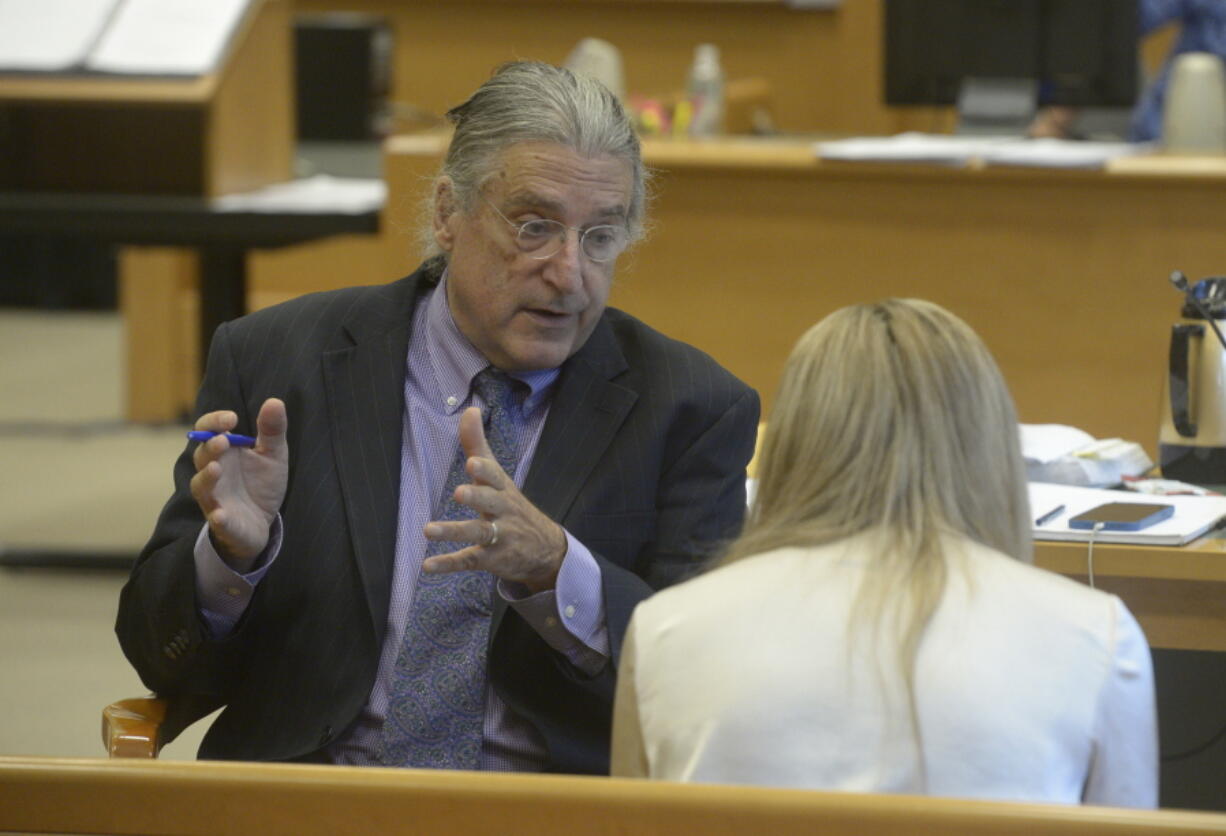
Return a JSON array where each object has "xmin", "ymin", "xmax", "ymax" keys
[{"xmin": 187, "ymin": 431, "xmax": 257, "ymax": 448}]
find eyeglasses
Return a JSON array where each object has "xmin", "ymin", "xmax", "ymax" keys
[{"xmin": 483, "ymin": 197, "xmax": 629, "ymax": 263}]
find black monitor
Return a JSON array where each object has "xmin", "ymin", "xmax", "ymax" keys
[{"xmin": 884, "ymin": 0, "xmax": 1138, "ymax": 134}]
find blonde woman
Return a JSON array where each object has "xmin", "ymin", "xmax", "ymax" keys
[{"xmin": 611, "ymin": 299, "xmax": 1157, "ymax": 806}]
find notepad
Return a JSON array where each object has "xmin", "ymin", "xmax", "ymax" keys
[
  {"xmin": 1030, "ymin": 482, "xmax": 1226, "ymax": 546},
  {"xmin": 0, "ymin": 0, "xmax": 251, "ymax": 76}
]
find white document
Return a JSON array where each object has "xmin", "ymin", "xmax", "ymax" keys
[
  {"xmin": 1020, "ymin": 424, "xmax": 1096, "ymax": 464},
  {"xmin": 0, "ymin": 0, "xmax": 121, "ymax": 71},
  {"xmin": 814, "ymin": 133, "xmax": 1152, "ymax": 171},
  {"xmin": 85, "ymin": 0, "xmax": 250, "ymax": 76},
  {"xmin": 1030, "ymin": 482, "xmax": 1226, "ymax": 546},
  {"xmin": 211, "ymin": 176, "xmax": 386, "ymax": 215},
  {"xmin": 981, "ymin": 139, "xmax": 1154, "ymax": 170},
  {"xmin": 814, "ymin": 133, "xmax": 1011, "ymax": 165}
]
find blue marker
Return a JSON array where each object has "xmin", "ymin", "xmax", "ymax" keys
[{"xmin": 187, "ymin": 431, "xmax": 257, "ymax": 448}]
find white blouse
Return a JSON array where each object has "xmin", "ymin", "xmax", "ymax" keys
[{"xmin": 612, "ymin": 535, "xmax": 1158, "ymax": 807}]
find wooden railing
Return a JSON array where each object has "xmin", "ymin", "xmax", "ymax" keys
[{"xmin": 3, "ymin": 756, "xmax": 1226, "ymax": 836}]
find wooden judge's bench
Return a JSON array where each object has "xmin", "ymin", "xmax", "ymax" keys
[
  {"xmin": 372, "ymin": 133, "xmax": 1226, "ymax": 455},
  {"xmin": 116, "ymin": 131, "xmax": 1226, "ymax": 453},
  {"xmin": 105, "ymin": 129, "xmax": 1226, "ymax": 656}
]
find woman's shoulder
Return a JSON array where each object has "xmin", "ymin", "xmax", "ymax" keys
[
  {"xmin": 955, "ymin": 537, "xmax": 1134, "ymax": 637},
  {"xmin": 633, "ymin": 541, "xmax": 855, "ymax": 626}
]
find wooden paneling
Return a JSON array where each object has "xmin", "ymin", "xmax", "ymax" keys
[
  {"xmin": 294, "ymin": 0, "xmax": 938, "ymax": 136},
  {"xmin": 119, "ymin": 249, "xmax": 200, "ymax": 423}
]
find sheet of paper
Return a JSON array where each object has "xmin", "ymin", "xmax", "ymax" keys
[
  {"xmin": 211, "ymin": 176, "xmax": 386, "ymax": 214},
  {"xmin": 85, "ymin": 0, "xmax": 250, "ymax": 76},
  {"xmin": 1019, "ymin": 424, "xmax": 1097, "ymax": 464},
  {"xmin": 0, "ymin": 0, "xmax": 120, "ymax": 71},
  {"xmin": 814, "ymin": 133, "xmax": 1011, "ymax": 165},
  {"xmin": 981, "ymin": 139, "xmax": 1154, "ymax": 170},
  {"xmin": 814, "ymin": 133, "xmax": 1152, "ymax": 171}
]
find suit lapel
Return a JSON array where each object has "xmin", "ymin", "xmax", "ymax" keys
[
  {"xmin": 322, "ymin": 270, "xmax": 434, "ymax": 646},
  {"xmin": 521, "ymin": 318, "xmax": 637, "ymax": 520},
  {"xmin": 490, "ymin": 317, "xmax": 638, "ymax": 636}
]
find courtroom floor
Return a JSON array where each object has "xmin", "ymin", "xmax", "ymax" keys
[{"xmin": 0, "ymin": 309, "xmax": 210, "ymax": 759}]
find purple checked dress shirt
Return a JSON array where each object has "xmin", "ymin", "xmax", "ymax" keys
[{"xmin": 193, "ymin": 276, "xmax": 610, "ymax": 771}]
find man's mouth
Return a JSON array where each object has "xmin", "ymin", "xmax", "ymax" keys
[{"xmin": 525, "ymin": 307, "xmax": 574, "ymax": 322}]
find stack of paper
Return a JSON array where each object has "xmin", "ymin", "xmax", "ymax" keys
[
  {"xmin": 1020, "ymin": 424, "xmax": 1152, "ymax": 488},
  {"xmin": 1030, "ymin": 482, "xmax": 1226, "ymax": 546}
]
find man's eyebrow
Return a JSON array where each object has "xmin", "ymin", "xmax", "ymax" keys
[{"xmin": 504, "ymin": 192, "xmax": 628, "ymax": 221}]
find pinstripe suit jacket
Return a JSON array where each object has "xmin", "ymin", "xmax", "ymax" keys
[{"xmin": 116, "ymin": 261, "xmax": 759, "ymax": 773}]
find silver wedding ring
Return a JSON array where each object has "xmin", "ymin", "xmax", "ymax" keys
[{"xmin": 486, "ymin": 521, "xmax": 499, "ymax": 547}]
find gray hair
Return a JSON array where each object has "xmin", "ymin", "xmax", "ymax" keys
[{"xmin": 422, "ymin": 60, "xmax": 647, "ymax": 261}]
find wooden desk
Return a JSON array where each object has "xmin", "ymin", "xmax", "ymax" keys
[
  {"xmin": 0, "ymin": 0, "xmax": 292, "ymax": 197},
  {"xmin": 125, "ymin": 134, "xmax": 1226, "ymax": 429},
  {"xmin": 1034, "ymin": 536, "xmax": 1226, "ymax": 653},
  {"xmin": 0, "ymin": 190, "xmax": 379, "ymax": 376}
]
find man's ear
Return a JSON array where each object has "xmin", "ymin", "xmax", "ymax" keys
[{"xmin": 432, "ymin": 178, "xmax": 458, "ymax": 253}]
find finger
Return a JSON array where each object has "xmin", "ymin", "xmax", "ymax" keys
[
  {"xmin": 465, "ymin": 456, "xmax": 509, "ymax": 491},
  {"xmin": 194, "ymin": 410, "xmax": 238, "ymax": 433},
  {"xmin": 189, "ymin": 460, "xmax": 223, "ymax": 514},
  {"xmin": 422, "ymin": 545, "xmax": 485, "ymax": 575},
  {"xmin": 255, "ymin": 398, "xmax": 288, "ymax": 455},
  {"xmin": 191, "ymin": 431, "xmax": 233, "ymax": 470},
  {"xmin": 458, "ymin": 407, "xmax": 494, "ymax": 461},
  {"xmin": 424, "ymin": 518, "xmax": 495, "ymax": 546},
  {"xmin": 452, "ymin": 483, "xmax": 505, "ymax": 517}
]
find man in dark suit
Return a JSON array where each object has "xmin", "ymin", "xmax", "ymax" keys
[{"xmin": 116, "ymin": 61, "xmax": 758, "ymax": 774}]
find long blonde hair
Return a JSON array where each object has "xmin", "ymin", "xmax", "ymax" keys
[{"xmin": 723, "ymin": 299, "xmax": 1031, "ymax": 776}]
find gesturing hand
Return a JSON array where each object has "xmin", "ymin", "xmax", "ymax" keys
[
  {"xmin": 422, "ymin": 407, "xmax": 566, "ymax": 592},
  {"xmin": 189, "ymin": 397, "xmax": 289, "ymax": 571}
]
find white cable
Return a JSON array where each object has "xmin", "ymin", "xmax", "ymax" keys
[{"xmin": 1086, "ymin": 522, "xmax": 1105, "ymax": 589}]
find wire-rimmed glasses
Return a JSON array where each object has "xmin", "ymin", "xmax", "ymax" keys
[{"xmin": 484, "ymin": 197, "xmax": 629, "ymax": 263}]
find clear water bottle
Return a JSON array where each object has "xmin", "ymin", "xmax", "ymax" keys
[{"xmin": 686, "ymin": 44, "xmax": 725, "ymax": 137}]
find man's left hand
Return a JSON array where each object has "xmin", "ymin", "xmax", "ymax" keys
[{"xmin": 422, "ymin": 407, "xmax": 566, "ymax": 592}]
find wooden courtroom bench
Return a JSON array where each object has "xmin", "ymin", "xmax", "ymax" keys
[{"xmin": 3, "ymin": 755, "xmax": 1225, "ymax": 836}]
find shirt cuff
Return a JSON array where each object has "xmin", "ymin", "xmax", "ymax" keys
[
  {"xmin": 498, "ymin": 529, "xmax": 610, "ymax": 673},
  {"xmin": 193, "ymin": 516, "xmax": 282, "ymax": 637}
]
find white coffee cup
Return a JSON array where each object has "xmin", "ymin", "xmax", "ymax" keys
[{"xmin": 1163, "ymin": 52, "xmax": 1226, "ymax": 153}]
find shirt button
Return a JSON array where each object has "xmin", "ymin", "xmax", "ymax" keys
[
  {"xmin": 445, "ymin": 396, "xmax": 458, "ymax": 407},
  {"xmin": 564, "ymin": 604, "xmax": 576, "ymax": 619}
]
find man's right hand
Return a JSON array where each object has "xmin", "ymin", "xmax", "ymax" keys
[{"xmin": 189, "ymin": 397, "xmax": 288, "ymax": 571}]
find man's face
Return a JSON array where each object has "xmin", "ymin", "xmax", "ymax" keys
[{"xmin": 434, "ymin": 142, "xmax": 634, "ymax": 372}]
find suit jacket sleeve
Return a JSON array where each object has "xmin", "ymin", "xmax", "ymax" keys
[{"xmin": 116, "ymin": 320, "xmax": 256, "ymax": 700}]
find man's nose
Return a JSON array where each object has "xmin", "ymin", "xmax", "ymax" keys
[{"xmin": 542, "ymin": 229, "xmax": 584, "ymax": 291}]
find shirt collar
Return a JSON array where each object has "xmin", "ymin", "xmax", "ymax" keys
[{"xmin": 425, "ymin": 271, "xmax": 560, "ymax": 415}]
